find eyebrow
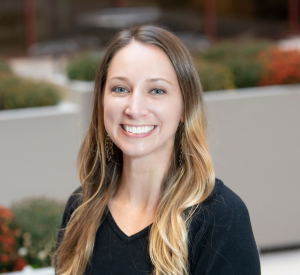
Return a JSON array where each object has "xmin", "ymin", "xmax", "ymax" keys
[{"xmin": 107, "ymin": 76, "xmax": 173, "ymax": 86}]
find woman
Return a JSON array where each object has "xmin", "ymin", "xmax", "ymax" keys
[{"xmin": 53, "ymin": 25, "xmax": 261, "ymax": 275}]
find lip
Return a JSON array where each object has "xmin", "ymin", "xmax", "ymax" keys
[
  {"xmin": 120, "ymin": 124, "xmax": 156, "ymax": 138},
  {"xmin": 121, "ymin": 124, "xmax": 156, "ymax": 127}
]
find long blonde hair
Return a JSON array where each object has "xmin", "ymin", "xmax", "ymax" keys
[{"xmin": 52, "ymin": 24, "xmax": 215, "ymax": 275}]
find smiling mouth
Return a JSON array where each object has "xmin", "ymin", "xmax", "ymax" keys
[{"xmin": 121, "ymin": 124, "xmax": 156, "ymax": 134}]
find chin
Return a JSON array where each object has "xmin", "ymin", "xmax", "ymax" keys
[{"xmin": 121, "ymin": 150, "xmax": 151, "ymax": 159}]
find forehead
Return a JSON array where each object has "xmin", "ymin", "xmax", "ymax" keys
[{"xmin": 106, "ymin": 41, "xmax": 178, "ymax": 81}]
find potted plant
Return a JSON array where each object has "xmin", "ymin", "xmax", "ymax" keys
[
  {"xmin": 0, "ymin": 59, "xmax": 81, "ymax": 216},
  {"xmin": 0, "ymin": 204, "xmax": 27, "ymax": 273},
  {"xmin": 11, "ymin": 197, "xmax": 65, "ymax": 270}
]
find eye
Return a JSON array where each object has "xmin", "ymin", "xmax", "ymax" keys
[
  {"xmin": 112, "ymin": 87, "xmax": 128, "ymax": 93},
  {"xmin": 151, "ymin": 89, "xmax": 165, "ymax": 95}
]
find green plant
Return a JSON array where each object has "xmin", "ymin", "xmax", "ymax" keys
[
  {"xmin": 195, "ymin": 59, "xmax": 235, "ymax": 91},
  {"xmin": 0, "ymin": 204, "xmax": 27, "ymax": 273},
  {"xmin": 0, "ymin": 74, "xmax": 61, "ymax": 110},
  {"xmin": 0, "ymin": 58, "xmax": 12, "ymax": 74},
  {"xmin": 238, "ymin": 41, "xmax": 274, "ymax": 58},
  {"xmin": 201, "ymin": 41, "xmax": 274, "ymax": 89},
  {"xmin": 11, "ymin": 197, "xmax": 65, "ymax": 268},
  {"xmin": 201, "ymin": 43, "xmax": 235, "ymax": 61},
  {"xmin": 223, "ymin": 57, "xmax": 263, "ymax": 88},
  {"xmin": 66, "ymin": 51, "xmax": 103, "ymax": 81},
  {"xmin": 202, "ymin": 41, "xmax": 273, "ymax": 61}
]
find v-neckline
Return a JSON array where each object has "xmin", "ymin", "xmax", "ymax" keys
[{"xmin": 106, "ymin": 207, "xmax": 153, "ymax": 244}]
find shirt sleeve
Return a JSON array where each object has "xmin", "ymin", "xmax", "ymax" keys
[{"xmin": 190, "ymin": 184, "xmax": 261, "ymax": 275}]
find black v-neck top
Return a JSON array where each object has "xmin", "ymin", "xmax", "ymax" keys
[
  {"xmin": 55, "ymin": 178, "xmax": 261, "ymax": 275},
  {"xmin": 106, "ymin": 208, "xmax": 152, "ymax": 245}
]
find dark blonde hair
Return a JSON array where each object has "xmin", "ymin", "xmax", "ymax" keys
[{"xmin": 52, "ymin": 24, "xmax": 215, "ymax": 275}]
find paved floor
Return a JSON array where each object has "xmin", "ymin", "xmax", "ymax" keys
[{"xmin": 260, "ymin": 249, "xmax": 300, "ymax": 275}]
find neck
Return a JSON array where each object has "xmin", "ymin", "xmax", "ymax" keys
[{"xmin": 114, "ymin": 145, "xmax": 173, "ymax": 212}]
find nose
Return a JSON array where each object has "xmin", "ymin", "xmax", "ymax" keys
[{"xmin": 124, "ymin": 90, "xmax": 149, "ymax": 119}]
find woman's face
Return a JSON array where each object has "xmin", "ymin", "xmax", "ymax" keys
[{"xmin": 103, "ymin": 41, "xmax": 184, "ymax": 159}]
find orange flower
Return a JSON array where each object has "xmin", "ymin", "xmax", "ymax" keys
[
  {"xmin": 1, "ymin": 224, "xmax": 10, "ymax": 234},
  {"xmin": 259, "ymin": 48, "xmax": 300, "ymax": 85},
  {"xmin": 0, "ymin": 205, "xmax": 14, "ymax": 220}
]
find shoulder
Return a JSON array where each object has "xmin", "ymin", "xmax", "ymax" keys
[
  {"xmin": 63, "ymin": 186, "xmax": 83, "ymax": 217},
  {"xmin": 209, "ymin": 177, "xmax": 247, "ymax": 209},
  {"xmin": 56, "ymin": 186, "xmax": 83, "ymax": 251},
  {"xmin": 188, "ymin": 178, "xmax": 260, "ymax": 274},
  {"xmin": 192, "ymin": 177, "xmax": 250, "ymax": 227}
]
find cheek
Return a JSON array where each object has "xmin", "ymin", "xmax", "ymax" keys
[
  {"xmin": 155, "ymin": 98, "xmax": 183, "ymax": 131},
  {"xmin": 103, "ymin": 97, "xmax": 123, "ymax": 132},
  {"xmin": 104, "ymin": 103, "xmax": 116, "ymax": 121}
]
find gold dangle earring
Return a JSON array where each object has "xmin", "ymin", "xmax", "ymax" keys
[
  {"xmin": 178, "ymin": 121, "xmax": 184, "ymax": 166},
  {"xmin": 105, "ymin": 131, "xmax": 114, "ymax": 162}
]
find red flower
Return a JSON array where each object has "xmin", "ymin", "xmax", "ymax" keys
[
  {"xmin": 1, "ymin": 254, "xmax": 11, "ymax": 264},
  {"xmin": 3, "ymin": 242, "xmax": 13, "ymax": 252},
  {"xmin": 13, "ymin": 258, "xmax": 28, "ymax": 271},
  {"xmin": 0, "ymin": 235, "xmax": 16, "ymax": 245}
]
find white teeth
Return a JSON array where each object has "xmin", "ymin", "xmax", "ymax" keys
[{"xmin": 123, "ymin": 125, "xmax": 155, "ymax": 134}]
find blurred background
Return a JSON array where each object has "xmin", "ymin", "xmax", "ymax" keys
[{"xmin": 0, "ymin": 0, "xmax": 299, "ymax": 274}]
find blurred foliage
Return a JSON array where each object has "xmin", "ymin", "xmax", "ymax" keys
[
  {"xmin": 259, "ymin": 48, "xmax": 300, "ymax": 86},
  {"xmin": 11, "ymin": 198, "xmax": 65, "ymax": 268},
  {"xmin": 0, "ymin": 58, "xmax": 12, "ymax": 74},
  {"xmin": 223, "ymin": 58, "xmax": 263, "ymax": 88},
  {"xmin": 200, "ymin": 41, "xmax": 274, "ymax": 89},
  {"xmin": 202, "ymin": 41, "xmax": 273, "ymax": 61},
  {"xmin": 66, "ymin": 51, "xmax": 103, "ymax": 81},
  {"xmin": 0, "ymin": 74, "xmax": 61, "ymax": 110},
  {"xmin": 238, "ymin": 42, "xmax": 274, "ymax": 58},
  {"xmin": 195, "ymin": 59, "xmax": 235, "ymax": 91},
  {"xmin": 0, "ymin": 205, "xmax": 27, "ymax": 273},
  {"xmin": 201, "ymin": 43, "xmax": 235, "ymax": 61}
]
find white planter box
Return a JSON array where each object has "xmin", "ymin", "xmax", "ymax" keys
[
  {"xmin": 0, "ymin": 101, "xmax": 81, "ymax": 207},
  {"xmin": 64, "ymin": 80, "xmax": 94, "ymax": 143},
  {"xmin": 49, "ymin": 77, "xmax": 94, "ymax": 144},
  {"xmin": 1, "ymin": 266, "xmax": 54, "ymax": 275}
]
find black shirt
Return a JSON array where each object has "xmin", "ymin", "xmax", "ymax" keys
[{"xmin": 55, "ymin": 178, "xmax": 261, "ymax": 275}]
